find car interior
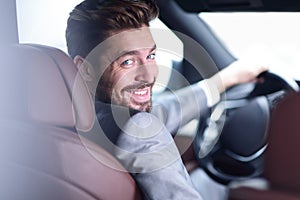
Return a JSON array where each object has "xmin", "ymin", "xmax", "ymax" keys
[{"xmin": 1, "ymin": 0, "xmax": 300, "ymax": 199}]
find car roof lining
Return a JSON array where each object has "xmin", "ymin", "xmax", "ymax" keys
[{"xmin": 174, "ymin": 0, "xmax": 300, "ymax": 13}]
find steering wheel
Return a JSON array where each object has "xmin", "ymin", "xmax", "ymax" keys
[{"xmin": 193, "ymin": 70, "xmax": 299, "ymax": 184}]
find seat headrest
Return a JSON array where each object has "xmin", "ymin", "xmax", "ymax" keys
[
  {"xmin": 0, "ymin": 44, "xmax": 95, "ymax": 132},
  {"xmin": 265, "ymin": 92, "xmax": 300, "ymax": 192}
]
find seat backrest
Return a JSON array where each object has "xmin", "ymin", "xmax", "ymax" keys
[
  {"xmin": 264, "ymin": 92, "xmax": 300, "ymax": 194},
  {"xmin": 0, "ymin": 44, "xmax": 141, "ymax": 200}
]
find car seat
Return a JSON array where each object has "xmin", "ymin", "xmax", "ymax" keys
[
  {"xmin": 0, "ymin": 44, "xmax": 142, "ymax": 200},
  {"xmin": 228, "ymin": 92, "xmax": 300, "ymax": 200}
]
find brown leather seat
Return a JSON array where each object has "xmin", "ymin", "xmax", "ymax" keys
[
  {"xmin": 229, "ymin": 92, "xmax": 300, "ymax": 200},
  {"xmin": 0, "ymin": 44, "xmax": 141, "ymax": 200}
]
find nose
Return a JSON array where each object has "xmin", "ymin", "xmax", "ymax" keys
[{"xmin": 135, "ymin": 62, "xmax": 158, "ymax": 83}]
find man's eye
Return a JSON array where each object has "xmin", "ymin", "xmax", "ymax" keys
[
  {"xmin": 147, "ymin": 53, "xmax": 156, "ymax": 60},
  {"xmin": 121, "ymin": 59, "xmax": 134, "ymax": 66}
]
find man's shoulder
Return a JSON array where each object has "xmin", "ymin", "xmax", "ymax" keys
[
  {"xmin": 94, "ymin": 100, "xmax": 164, "ymax": 142},
  {"xmin": 95, "ymin": 100, "xmax": 163, "ymax": 129}
]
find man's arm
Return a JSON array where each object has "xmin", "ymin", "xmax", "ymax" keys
[
  {"xmin": 94, "ymin": 102, "xmax": 202, "ymax": 199},
  {"xmin": 152, "ymin": 60, "xmax": 269, "ymax": 135},
  {"xmin": 152, "ymin": 84, "xmax": 210, "ymax": 135},
  {"xmin": 114, "ymin": 112, "xmax": 203, "ymax": 200}
]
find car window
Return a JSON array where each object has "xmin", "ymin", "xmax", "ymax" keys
[
  {"xmin": 16, "ymin": 0, "xmax": 82, "ymax": 51},
  {"xmin": 16, "ymin": 0, "xmax": 182, "ymax": 94},
  {"xmin": 200, "ymin": 12, "xmax": 300, "ymax": 80}
]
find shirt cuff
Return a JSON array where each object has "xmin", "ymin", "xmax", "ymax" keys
[{"xmin": 197, "ymin": 79, "xmax": 220, "ymax": 107}]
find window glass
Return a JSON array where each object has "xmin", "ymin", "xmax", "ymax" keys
[
  {"xmin": 200, "ymin": 12, "xmax": 300, "ymax": 80},
  {"xmin": 16, "ymin": 0, "xmax": 82, "ymax": 52}
]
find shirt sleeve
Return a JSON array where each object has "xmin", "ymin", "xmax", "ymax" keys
[{"xmin": 197, "ymin": 79, "xmax": 220, "ymax": 107}]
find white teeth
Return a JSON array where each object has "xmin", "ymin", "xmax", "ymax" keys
[{"xmin": 134, "ymin": 90, "xmax": 147, "ymax": 95}]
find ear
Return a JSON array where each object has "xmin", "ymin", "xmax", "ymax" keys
[{"xmin": 73, "ymin": 55, "xmax": 94, "ymax": 82}]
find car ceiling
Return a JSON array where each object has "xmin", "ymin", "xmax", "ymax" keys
[{"xmin": 174, "ymin": 0, "xmax": 300, "ymax": 12}]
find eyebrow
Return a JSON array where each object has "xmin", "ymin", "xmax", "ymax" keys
[{"xmin": 116, "ymin": 44, "xmax": 157, "ymax": 59}]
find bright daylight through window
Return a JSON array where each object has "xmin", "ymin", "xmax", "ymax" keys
[{"xmin": 200, "ymin": 12, "xmax": 300, "ymax": 80}]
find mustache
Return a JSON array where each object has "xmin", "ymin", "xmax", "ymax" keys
[{"xmin": 122, "ymin": 80, "xmax": 155, "ymax": 91}]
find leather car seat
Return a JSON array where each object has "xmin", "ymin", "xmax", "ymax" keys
[
  {"xmin": 0, "ymin": 44, "xmax": 141, "ymax": 200},
  {"xmin": 228, "ymin": 92, "xmax": 300, "ymax": 200}
]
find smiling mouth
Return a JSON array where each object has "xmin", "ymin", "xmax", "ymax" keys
[
  {"xmin": 130, "ymin": 86, "xmax": 151, "ymax": 103},
  {"xmin": 121, "ymin": 82, "xmax": 154, "ymax": 108},
  {"xmin": 133, "ymin": 88, "xmax": 148, "ymax": 96}
]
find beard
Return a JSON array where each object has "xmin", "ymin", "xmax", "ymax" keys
[{"xmin": 127, "ymin": 95, "xmax": 152, "ymax": 112}]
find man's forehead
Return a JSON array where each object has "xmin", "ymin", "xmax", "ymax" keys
[
  {"xmin": 91, "ymin": 27, "xmax": 155, "ymax": 65},
  {"xmin": 113, "ymin": 27, "xmax": 155, "ymax": 49}
]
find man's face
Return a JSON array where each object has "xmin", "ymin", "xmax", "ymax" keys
[{"xmin": 98, "ymin": 26, "xmax": 158, "ymax": 112}]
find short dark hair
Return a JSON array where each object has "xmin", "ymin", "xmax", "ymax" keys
[{"xmin": 66, "ymin": 0, "xmax": 159, "ymax": 59}]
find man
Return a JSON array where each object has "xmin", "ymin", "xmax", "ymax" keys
[{"xmin": 66, "ymin": 0, "xmax": 268, "ymax": 199}]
